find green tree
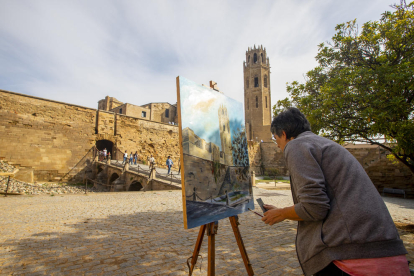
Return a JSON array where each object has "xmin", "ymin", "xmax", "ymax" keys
[{"xmin": 274, "ymin": 1, "xmax": 414, "ymax": 173}]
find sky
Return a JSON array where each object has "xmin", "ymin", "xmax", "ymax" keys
[
  {"xmin": 180, "ymin": 77, "xmax": 244, "ymax": 150},
  {"xmin": 0, "ymin": 0, "xmax": 396, "ymax": 110}
]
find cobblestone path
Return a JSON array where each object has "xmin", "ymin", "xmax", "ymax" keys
[{"xmin": 0, "ymin": 189, "xmax": 413, "ymax": 275}]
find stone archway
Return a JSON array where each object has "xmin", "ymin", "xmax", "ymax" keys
[
  {"xmin": 109, "ymin": 173, "xmax": 119, "ymax": 185},
  {"xmin": 129, "ymin": 181, "xmax": 143, "ymax": 191},
  {"xmin": 96, "ymin": 139, "xmax": 114, "ymax": 157},
  {"xmin": 97, "ymin": 165, "xmax": 104, "ymax": 174}
]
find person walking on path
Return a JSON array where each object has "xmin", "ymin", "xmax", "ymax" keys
[
  {"xmin": 103, "ymin": 148, "xmax": 107, "ymax": 160},
  {"xmin": 123, "ymin": 151, "xmax": 128, "ymax": 164},
  {"xmin": 166, "ymin": 156, "xmax": 173, "ymax": 175},
  {"xmin": 149, "ymin": 155, "xmax": 155, "ymax": 170},
  {"xmin": 129, "ymin": 152, "xmax": 133, "ymax": 165},
  {"xmin": 261, "ymin": 107, "xmax": 409, "ymax": 276},
  {"xmin": 134, "ymin": 151, "xmax": 138, "ymax": 165},
  {"xmin": 107, "ymin": 152, "xmax": 111, "ymax": 160}
]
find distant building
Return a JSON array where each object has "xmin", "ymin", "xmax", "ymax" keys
[
  {"xmin": 243, "ymin": 45, "xmax": 272, "ymax": 142},
  {"xmin": 98, "ymin": 96, "xmax": 178, "ymax": 125}
]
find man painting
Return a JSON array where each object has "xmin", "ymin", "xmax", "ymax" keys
[{"xmin": 262, "ymin": 108, "xmax": 409, "ymax": 276}]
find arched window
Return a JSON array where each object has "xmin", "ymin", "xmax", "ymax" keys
[
  {"xmin": 165, "ymin": 109, "xmax": 169, "ymax": 118},
  {"xmin": 254, "ymin": 53, "xmax": 257, "ymax": 63},
  {"xmin": 261, "ymin": 53, "xmax": 263, "ymax": 63},
  {"xmin": 223, "ymin": 124, "xmax": 225, "ymax": 132},
  {"xmin": 248, "ymin": 55, "xmax": 250, "ymax": 63},
  {"xmin": 256, "ymin": 96, "xmax": 258, "ymax": 108},
  {"xmin": 265, "ymin": 96, "xmax": 268, "ymax": 108},
  {"xmin": 246, "ymin": 78, "xmax": 249, "ymax": 88},
  {"xmin": 254, "ymin": 77, "xmax": 259, "ymax": 87},
  {"xmin": 264, "ymin": 75, "xmax": 268, "ymax": 88},
  {"xmin": 247, "ymin": 98, "xmax": 249, "ymax": 110}
]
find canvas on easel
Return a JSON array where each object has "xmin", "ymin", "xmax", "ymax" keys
[{"xmin": 176, "ymin": 76, "xmax": 254, "ymax": 229}]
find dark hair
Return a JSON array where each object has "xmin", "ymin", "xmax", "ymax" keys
[
  {"xmin": 168, "ymin": 156, "xmax": 170, "ymax": 158},
  {"xmin": 271, "ymin": 107, "xmax": 311, "ymax": 139}
]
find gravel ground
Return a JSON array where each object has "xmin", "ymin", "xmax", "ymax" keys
[
  {"xmin": 0, "ymin": 188, "xmax": 412, "ymax": 275},
  {"xmin": 0, "ymin": 160, "xmax": 108, "ymax": 195}
]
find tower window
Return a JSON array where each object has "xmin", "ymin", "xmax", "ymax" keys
[
  {"xmin": 254, "ymin": 53, "xmax": 257, "ymax": 63},
  {"xmin": 248, "ymin": 55, "xmax": 250, "ymax": 63},
  {"xmin": 165, "ymin": 109, "xmax": 169, "ymax": 118},
  {"xmin": 247, "ymin": 98, "xmax": 249, "ymax": 110},
  {"xmin": 246, "ymin": 78, "xmax": 249, "ymax": 88},
  {"xmin": 265, "ymin": 96, "xmax": 268, "ymax": 108},
  {"xmin": 254, "ymin": 77, "xmax": 259, "ymax": 87},
  {"xmin": 223, "ymin": 124, "xmax": 225, "ymax": 132},
  {"xmin": 261, "ymin": 53, "xmax": 263, "ymax": 63},
  {"xmin": 119, "ymin": 108, "xmax": 122, "ymax": 114},
  {"xmin": 256, "ymin": 96, "xmax": 258, "ymax": 108},
  {"xmin": 141, "ymin": 111, "xmax": 146, "ymax": 118},
  {"xmin": 264, "ymin": 75, "xmax": 268, "ymax": 88}
]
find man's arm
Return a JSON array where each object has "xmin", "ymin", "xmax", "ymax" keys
[{"xmin": 261, "ymin": 205, "xmax": 303, "ymax": 225}]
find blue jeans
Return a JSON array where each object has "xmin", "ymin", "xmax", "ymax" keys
[
  {"xmin": 167, "ymin": 165, "xmax": 172, "ymax": 174},
  {"xmin": 123, "ymin": 157, "xmax": 127, "ymax": 163}
]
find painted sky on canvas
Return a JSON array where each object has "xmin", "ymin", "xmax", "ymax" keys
[{"xmin": 180, "ymin": 77, "xmax": 244, "ymax": 151}]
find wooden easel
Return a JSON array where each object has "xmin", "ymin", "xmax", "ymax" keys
[{"xmin": 188, "ymin": 216, "xmax": 254, "ymax": 276}]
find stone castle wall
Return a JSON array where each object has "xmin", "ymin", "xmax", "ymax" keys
[
  {"xmin": 0, "ymin": 90, "xmax": 97, "ymax": 181},
  {"xmin": 0, "ymin": 90, "xmax": 179, "ymax": 182},
  {"xmin": 114, "ymin": 115, "xmax": 179, "ymax": 168}
]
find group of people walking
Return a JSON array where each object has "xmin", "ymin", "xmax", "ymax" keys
[
  {"xmin": 98, "ymin": 147, "xmax": 177, "ymax": 175},
  {"xmin": 97, "ymin": 148, "xmax": 110, "ymax": 161},
  {"xmin": 123, "ymin": 151, "xmax": 139, "ymax": 165}
]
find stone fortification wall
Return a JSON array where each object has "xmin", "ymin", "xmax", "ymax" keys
[
  {"xmin": 247, "ymin": 141, "xmax": 261, "ymax": 174},
  {"xmin": 97, "ymin": 110, "xmax": 115, "ymax": 135},
  {"xmin": 0, "ymin": 90, "xmax": 97, "ymax": 181},
  {"xmin": 0, "ymin": 89, "xmax": 181, "ymax": 182},
  {"xmin": 115, "ymin": 115, "xmax": 180, "ymax": 170},
  {"xmin": 260, "ymin": 142, "xmax": 287, "ymax": 176},
  {"xmin": 346, "ymin": 144, "xmax": 414, "ymax": 198}
]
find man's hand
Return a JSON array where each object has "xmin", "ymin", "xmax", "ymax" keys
[
  {"xmin": 261, "ymin": 205, "xmax": 303, "ymax": 225},
  {"xmin": 262, "ymin": 207, "xmax": 286, "ymax": 225}
]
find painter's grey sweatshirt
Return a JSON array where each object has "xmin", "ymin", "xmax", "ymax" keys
[{"xmin": 284, "ymin": 131, "xmax": 407, "ymax": 276}]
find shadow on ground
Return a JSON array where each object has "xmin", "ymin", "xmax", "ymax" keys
[{"xmin": 1, "ymin": 209, "xmax": 300, "ymax": 276}]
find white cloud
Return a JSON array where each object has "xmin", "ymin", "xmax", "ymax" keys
[{"xmin": 0, "ymin": 0, "xmax": 394, "ymax": 109}]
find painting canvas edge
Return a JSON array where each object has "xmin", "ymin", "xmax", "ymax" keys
[{"xmin": 176, "ymin": 76, "xmax": 188, "ymax": 229}]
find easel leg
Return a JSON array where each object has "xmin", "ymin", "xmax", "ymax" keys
[
  {"xmin": 207, "ymin": 222, "xmax": 218, "ymax": 276},
  {"xmin": 189, "ymin": 224, "xmax": 207, "ymax": 275},
  {"xmin": 229, "ymin": 216, "xmax": 254, "ymax": 276}
]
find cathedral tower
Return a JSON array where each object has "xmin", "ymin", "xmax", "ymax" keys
[
  {"xmin": 218, "ymin": 104, "xmax": 233, "ymax": 166},
  {"xmin": 243, "ymin": 45, "xmax": 272, "ymax": 142}
]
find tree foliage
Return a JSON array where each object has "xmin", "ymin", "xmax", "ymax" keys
[
  {"xmin": 231, "ymin": 128, "xmax": 249, "ymax": 167},
  {"xmin": 274, "ymin": 1, "xmax": 414, "ymax": 173}
]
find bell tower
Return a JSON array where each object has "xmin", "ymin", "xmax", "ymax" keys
[{"xmin": 243, "ymin": 45, "xmax": 272, "ymax": 142}]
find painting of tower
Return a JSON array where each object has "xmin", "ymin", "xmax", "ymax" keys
[
  {"xmin": 243, "ymin": 45, "xmax": 272, "ymax": 142},
  {"xmin": 177, "ymin": 76, "xmax": 253, "ymax": 229},
  {"xmin": 218, "ymin": 104, "xmax": 233, "ymax": 166}
]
